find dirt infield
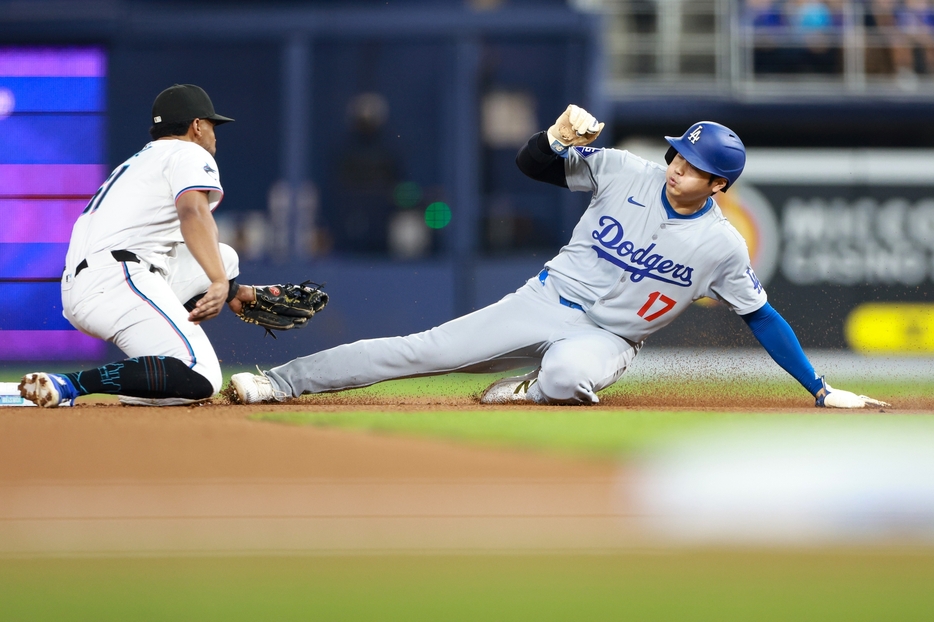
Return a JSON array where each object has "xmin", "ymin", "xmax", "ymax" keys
[
  {"xmin": 0, "ymin": 398, "xmax": 638, "ymax": 556},
  {"xmin": 239, "ymin": 389, "xmax": 934, "ymax": 412},
  {"xmin": 3, "ymin": 391, "xmax": 932, "ymax": 557}
]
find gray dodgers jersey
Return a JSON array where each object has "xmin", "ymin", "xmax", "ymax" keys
[{"xmin": 543, "ymin": 146, "xmax": 767, "ymax": 343}]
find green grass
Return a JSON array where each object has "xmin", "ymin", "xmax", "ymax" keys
[
  {"xmin": 244, "ymin": 371, "xmax": 934, "ymax": 401},
  {"xmin": 254, "ymin": 408, "xmax": 934, "ymax": 458},
  {"xmin": 254, "ymin": 408, "xmax": 750, "ymax": 457},
  {"xmin": 252, "ymin": 372, "xmax": 934, "ymax": 458},
  {"xmin": 3, "ymin": 552, "xmax": 934, "ymax": 621}
]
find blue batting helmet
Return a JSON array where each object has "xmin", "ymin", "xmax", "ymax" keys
[{"xmin": 664, "ymin": 121, "xmax": 746, "ymax": 191}]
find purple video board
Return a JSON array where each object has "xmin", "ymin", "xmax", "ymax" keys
[{"xmin": 0, "ymin": 47, "xmax": 108, "ymax": 361}]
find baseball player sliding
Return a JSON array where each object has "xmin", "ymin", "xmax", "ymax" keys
[
  {"xmin": 231, "ymin": 104, "xmax": 887, "ymax": 409},
  {"xmin": 19, "ymin": 84, "xmax": 326, "ymax": 408}
]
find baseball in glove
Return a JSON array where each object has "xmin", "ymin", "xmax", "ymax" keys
[{"xmin": 237, "ymin": 281, "xmax": 328, "ymax": 338}]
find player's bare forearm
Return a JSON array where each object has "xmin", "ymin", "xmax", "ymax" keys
[{"xmin": 176, "ymin": 190, "xmax": 228, "ymax": 323}]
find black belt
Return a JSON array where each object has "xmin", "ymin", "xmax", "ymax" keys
[{"xmin": 74, "ymin": 250, "xmax": 157, "ymax": 277}]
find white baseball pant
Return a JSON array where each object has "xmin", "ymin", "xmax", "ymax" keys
[{"xmin": 61, "ymin": 243, "xmax": 239, "ymax": 393}]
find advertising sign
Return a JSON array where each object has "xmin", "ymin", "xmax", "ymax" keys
[
  {"xmin": 0, "ymin": 47, "xmax": 108, "ymax": 361},
  {"xmin": 652, "ymin": 149, "xmax": 934, "ymax": 352}
]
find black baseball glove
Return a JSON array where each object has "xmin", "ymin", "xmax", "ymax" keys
[{"xmin": 237, "ymin": 281, "xmax": 328, "ymax": 338}]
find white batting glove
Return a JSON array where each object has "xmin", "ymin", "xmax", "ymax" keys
[
  {"xmin": 547, "ymin": 104, "xmax": 605, "ymax": 154},
  {"xmin": 815, "ymin": 377, "xmax": 891, "ymax": 409}
]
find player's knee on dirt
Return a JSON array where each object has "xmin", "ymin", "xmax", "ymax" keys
[
  {"xmin": 538, "ymin": 358, "xmax": 599, "ymax": 404},
  {"xmin": 160, "ymin": 357, "xmax": 218, "ymax": 399},
  {"xmin": 193, "ymin": 358, "xmax": 223, "ymax": 396}
]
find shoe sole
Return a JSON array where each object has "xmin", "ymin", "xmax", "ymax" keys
[
  {"xmin": 18, "ymin": 373, "xmax": 60, "ymax": 408},
  {"xmin": 479, "ymin": 372, "xmax": 542, "ymax": 404},
  {"xmin": 118, "ymin": 396, "xmax": 208, "ymax": 407},
  {"xmin": 229, "ymin": 374, "xmax": 259, "ymax": 404}
]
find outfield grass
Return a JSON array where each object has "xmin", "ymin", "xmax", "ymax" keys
[
  {"xmin": 240, "ymin": 371, "xmax": 934, "ymax": 401},
  {"xmin": 253, "ymin": 372, "xmax": 934, "ymax": 458},
  {"xmin": 2, "ymin": 551, "xmax": 934, "ymax": 621},
  {"xmin": 255, "ymin": 407, "xmax": 934, "ymax": 458}
]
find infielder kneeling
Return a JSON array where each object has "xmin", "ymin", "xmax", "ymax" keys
[
  {"xmin": 232, "ymin": 104, "xmax": 887, "ymax": 409},
  {"xmin": 20, "ymin": 84, "xmax": 326, "ymax": 408}
]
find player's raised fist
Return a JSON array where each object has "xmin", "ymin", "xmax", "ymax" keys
[{"xmin": 547, "ymin": 104, "xmax": 604, "ymax": 153}]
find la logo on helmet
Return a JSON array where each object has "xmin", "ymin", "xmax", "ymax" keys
[{"xmin": 688, "ymin": 126, "xmax": 703, "ymax": 144}]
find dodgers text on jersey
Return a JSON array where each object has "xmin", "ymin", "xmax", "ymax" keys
[{"xmin": 591, "ymin": 215, "xmax": 694, "ymax": 286}]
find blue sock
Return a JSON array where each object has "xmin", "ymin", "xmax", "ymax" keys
[{"xmin": 49, "ymin": 373, "xmax": 79, "ymax": 401}]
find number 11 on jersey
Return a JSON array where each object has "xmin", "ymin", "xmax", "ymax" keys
[{"xmin": 637, "ymin": 291, "xmax": 676, "ymax": 322}]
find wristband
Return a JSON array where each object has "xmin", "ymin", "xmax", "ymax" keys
[
  {"xmin": 226, "ymin": 278, "xmax": 240, "ymax": 303},
  {"xmin": 546, "ymin": 129, "xmax": 570, "ymax": 158}
]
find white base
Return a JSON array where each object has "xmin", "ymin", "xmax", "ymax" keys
[
  {"xmin": 0, "ymin": 381, "xmax": 35, "ymax": 407},
  {"xmin": 0, "ymin": 381, "xmax": 73, "ymax": 407}
]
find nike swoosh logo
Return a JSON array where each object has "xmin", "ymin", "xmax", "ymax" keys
[{"xmin": 627, "ymin": 196, "xmax": 645, "ymax": 207}]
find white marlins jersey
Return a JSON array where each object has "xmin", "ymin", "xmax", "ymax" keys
[
  {"xmin": 543, "ymin": 146, "xmax": 767, "ymax": 343},
  {"xmin": 65, "ymin": 139, "xmax": 223, "ymax": 273}
]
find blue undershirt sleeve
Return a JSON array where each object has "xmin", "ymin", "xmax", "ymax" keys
[{"xmin": 740, "ymin": 302, "xmax": 824, "ymax": 396}]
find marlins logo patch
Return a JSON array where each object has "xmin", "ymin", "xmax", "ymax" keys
[
  {"xmin": 203, "ymin": 163, "xmax": 218, "ymax": 177},
  {"xmin": 574, "ymin": 146, "xmax": 601, "ymax": 158}
]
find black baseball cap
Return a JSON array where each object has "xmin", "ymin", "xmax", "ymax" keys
[{"xmin": 151, "ymin": 84, "xmax": 234, "ymax": 126}]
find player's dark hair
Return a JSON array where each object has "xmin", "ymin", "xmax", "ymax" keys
[
  {"xmin": 149, "ymin": 119, "xmax": 196, "ymax": 140},
  {"xmin": 708, "ymin": 172, "xmax": 728, "ymax": 188}
]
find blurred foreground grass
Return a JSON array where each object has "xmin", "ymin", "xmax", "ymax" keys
[
  {"xmin": 3, "ymin": 552, "xmax": 934, "ymax": 622},
  {"xmin": 255, "ymin": 407, "xmax": 934, "ymax": 459},
  {"xmin": 254, "ymin": 372, "xmax": 934, "ymax": 458}
]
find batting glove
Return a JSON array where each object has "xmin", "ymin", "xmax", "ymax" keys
[
  {"xmin": 547, "ymin": 104, "xmax": 604, "ymax": 156},
  {"xmin": 815, "ymin": 376, "xmax": 890, "ymax": 409}
]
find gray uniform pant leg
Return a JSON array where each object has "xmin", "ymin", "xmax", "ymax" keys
[
  {"xmin": 266, "ymin": 279, "xmax": 584, "ymax": 397},
  {"xmin": 267, "ymin": 279, "xmax": 638, "ymax": 403}
]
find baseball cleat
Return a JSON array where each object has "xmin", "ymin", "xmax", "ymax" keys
[
  {"xmin": 118, "ymin": 396, "xmax": 208, "ymax": 407},
  {"xmin": 479, "ymin": 374, "xmax": 545, "ymax": 404},
  {"xmin": 18, "ymin": 372, "xmax": 78, "ymax": 408},
  {"xmin": 230, "ymin": 371, "xmax": 286, "ymax": 404}
]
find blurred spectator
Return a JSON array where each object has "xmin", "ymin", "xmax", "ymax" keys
[
  {"xmin": 786, "ymin": 0, "xmax": 843, "ymax": 73},
  {"xmin": 333, "ymin": 92, "xmax": 398, "ymax": 255},
  {"xmin": 747, "ymin": 0, "xmax": 787, "ymax": 27},
  {"xmin": 866, "ymin": 0, "xmax": 900, "ymax": 74},
  {"xmin": 746, "ymin": 0, "xmax": 793, "ymax": 73},
  {"xmin": 745, "ymin": 0, "xmax": 843, "ymax": 74},
  {"xmin": 866, "ymin": 0, "xmax": 934, "ymax": 88},
  {"xmin": 896, "ymin": 0, "xmax": 934, "ymax": 79}
]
